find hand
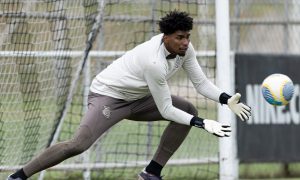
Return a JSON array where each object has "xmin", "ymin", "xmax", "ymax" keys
[
  {"xmin": 227, "ymin": 93, "xmax": 251, "ymax": 121},
  {"xmin": 203, "ymin": 119, "xmax": 231, "ymax": 137}
]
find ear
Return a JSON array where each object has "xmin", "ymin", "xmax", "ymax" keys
[{"xmin": 162, "ymin": 34, "xmax": 169, "ymax": 43}]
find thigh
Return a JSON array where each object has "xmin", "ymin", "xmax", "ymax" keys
[
  {"xmin": 129, "ymin": 95, "xmax": 196, "ymax": 121},
  {"xmin": 79, "ymin": 92, "xmax": 132, "ymax": 141}
]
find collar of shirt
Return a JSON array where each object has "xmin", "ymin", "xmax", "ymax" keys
[{"xmin": 161, "ymin": 41, "xmax": 177, "ymax": 59}]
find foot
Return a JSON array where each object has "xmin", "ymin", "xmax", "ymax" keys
[
  {"xmin": 138, "ymin": 170, "xmax": 163, "ymax": 180},
  {"xmin": 7, "ymin": 175, "xmax": 24, "ymax": 180}
]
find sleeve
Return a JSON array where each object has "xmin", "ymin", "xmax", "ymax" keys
[
  {"xmin": 144, "ymin": 61, "xmax": 193, "ymax": 126},
  {"xmin": 183, "ymin": 44, "xmax": 223, "ymax": 102}
]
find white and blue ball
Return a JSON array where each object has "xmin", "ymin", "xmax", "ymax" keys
[{"xmin": 261, "ymin": 73, "xmax": 294, "ymax": 106}]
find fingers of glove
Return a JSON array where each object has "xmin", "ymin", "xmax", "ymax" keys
[
  {"xmin": 237, "ymin": 113, "xmax": 245, "ymax": 121},
  {"xmin": 240, "ymin": 111, "xmax": 249, "ymax": 121},
  {"xmin": 213, "ymin": 131, "xmax": 230, "ymax": 137},
  {"xmin": 221, "ymin": 125, "xmax": 231, "ymax": 132},
  {"xmin": 213, "ymin": 133, "xmax": 223, "ymax": 137},
  {"xmin": 223, "ymin": 131, "xmax": 231, "ymax": 137},
  {"xmin": 242, "ymin": 107, "xmax": 251, "ymax": 117},
  {"xmin": 241, "ymin": 103, "xmax": 251, "ymax": 112},
  {"xmin": 213, "ymin": 130, "xmax": 225, "ymax": 137},
  {"xmin": 204, "ymin": 120, "xmax": 231, "ymax": 137}
]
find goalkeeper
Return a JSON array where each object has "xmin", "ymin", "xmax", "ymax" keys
[{"xmin": 8, "ymin": 10, "xmax": 251, "ymax": 180}]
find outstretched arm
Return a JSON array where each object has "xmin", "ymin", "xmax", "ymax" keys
[
  {"xmin": 183, "ymin": 44, "xmax": 251, "ymax": 121},
  {"xmin": 183, "ymin": 44, "xmax": 223, "ymax": 102},
  {"xmin": 144, "ymin": 61, "xmax": 232, "ymax": 137}
]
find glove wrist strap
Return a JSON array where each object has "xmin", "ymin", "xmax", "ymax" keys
[
  {"xmin": 219, "ymin": 92, "xmax": 231, "ymax": 105},
  {"xmin": 190, "ymin": 116, "xmax": 204, "ymax": 128}
]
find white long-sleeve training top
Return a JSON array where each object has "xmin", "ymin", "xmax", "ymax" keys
[{"xmin": 90, "ymin": 34, "xmax": 223, "ymax": 125}]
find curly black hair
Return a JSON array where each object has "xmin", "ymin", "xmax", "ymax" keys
[{"xmin": 159, "ymin": 10, "xmax": 193, "ymax": 35}]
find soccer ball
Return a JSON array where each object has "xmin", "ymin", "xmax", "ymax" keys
[{"xmin": 261, "ymin": 73, "xmax": 294, "ymax": 106}]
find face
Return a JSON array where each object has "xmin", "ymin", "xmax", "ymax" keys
[{"xmin": 163, "ymin": 30, "xmax": 190, "ymax": 56}]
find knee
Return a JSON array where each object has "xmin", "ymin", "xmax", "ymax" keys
[
  {"xmin": 187, "ymin": 102, "xmax": 198, "ymax": 116},
  {"xmin": 62, "ymin": 139, "xmax": 91, "ymax": 158},
  {"xmin": 169, "ymin": 121, "xmax": 192, "ymax": 135},
  {"xmin": 178, "ymin": 123, "xmax": 192, "ymax": 133},
  {"xmin": 63, "ymin": 126, "xmax": 94, "ymax": 157}
]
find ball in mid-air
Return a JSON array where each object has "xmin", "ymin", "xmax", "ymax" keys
[{"xmin": 261, "ymin": 73, "xmax": 294, "ymax": 106}]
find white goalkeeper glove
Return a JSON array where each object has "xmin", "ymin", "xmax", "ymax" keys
[
  {"xmin": 190, "ymin": 117, "xmax": 231, "ymax": 137},
  {"xmin": 227, "ymin": 93, "xmax": 251, "ymax": 121},
  {"xmin": 203, "ymin": 119, "xmax": 231, "ymax": 137}
]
